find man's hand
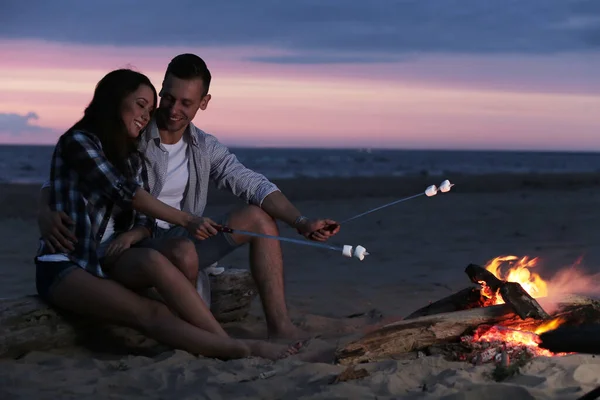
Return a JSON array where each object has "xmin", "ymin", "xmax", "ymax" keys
[
  {"xmin": 37, "ymin": 209, "xmax": 77, "ymax": 253},
  {"xmin": 185, "ymin": 216, "xmax": 221, "ymax": 240},
  {"xmin": 105, "ymin": 232, "xmax": 137, "ymax": 258},
  {"xmin": 296, "ymin": 218, "xmax": 340, "ymax": 242}
]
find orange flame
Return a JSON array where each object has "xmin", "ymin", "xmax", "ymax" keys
[
  {"xmin": 480, "ymin": 255, "xmax": 548, "ymax": 305},
  {"xmin": 533, "ymin": 317, "xmax": 565, "ymax": 335}
]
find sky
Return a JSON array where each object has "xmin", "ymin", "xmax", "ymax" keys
[{"xmin": 1, "ymin": 0, "xmax": 600, "ymax": 150}]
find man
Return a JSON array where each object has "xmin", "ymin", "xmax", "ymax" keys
[{"xmin": 37, "ymin": 53, "xmax": 340, "ymax": 340}]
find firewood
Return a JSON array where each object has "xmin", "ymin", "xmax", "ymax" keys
[
  {"xmin": 335, "ymin": 295, "xmax": 600, "ymax": 365},
  {"xmin": 0, "ymin": 268, "xmax": 257, "ymax": 359},
  {"xmin": 464, "ymin": 264, "xmax": 503, "ymax": 292},
  {"xmin": 404, "ymin": 287, "xmax": 486, "ymax": 319},
  {"xmin": 537, "ymin": 324, "xmax": 600, "ymax": 355},
  {"xmin": 465, "ymin": 263, "xmax": 550, "ymax": 320}
]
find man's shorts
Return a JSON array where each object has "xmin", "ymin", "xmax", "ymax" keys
[
  {"xmin": 134, "ymin": 213, "xmax": 243, "ymax": 305},
  {"xmin": 135, "ymin": 213, "xmax": 241, "ymax": 268}
]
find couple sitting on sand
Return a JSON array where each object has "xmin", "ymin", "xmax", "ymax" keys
[{"xmin": 35, "ymin": 53, "xmax": 341, "ymax": 360}]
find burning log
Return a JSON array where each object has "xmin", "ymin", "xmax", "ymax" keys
[
  {"xmin": 404, "ymin": 287, "xmax": 486, "ymax": 319},
  {"xmin": 336, "ymin": 302, "xmax": 526, "ymax": 365},
  {"xmin": 0, "ymin": 268, "xmax": 257, "ymax": 359},
  {"xmin": 335, "ymin": 295, "xmax": 600, "ymax": 365},
  {"xmin": 465, "ymin": 263, "xmax": 550, "ymax": 320},
  {"xmin": 537, "ymin": 324, "xmax": 600, "ymax": 355}
]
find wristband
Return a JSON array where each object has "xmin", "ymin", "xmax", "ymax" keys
[{"xmin": 293, "ymin": 215, "xmax": 308, "ymax": 228}]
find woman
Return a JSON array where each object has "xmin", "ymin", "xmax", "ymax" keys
[{"xmin": 36, "ymin": 68, "xmax": 300, "ymax": 360}]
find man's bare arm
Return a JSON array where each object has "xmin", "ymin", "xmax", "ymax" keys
[
  {"xmin": 260, "ymin": 191, "xmax": 340, "ymax": 241},
  {"xmin": 259, "ymin": 191, "xmax": 302, "ymax": 228}
]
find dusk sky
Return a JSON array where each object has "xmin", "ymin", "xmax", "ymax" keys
[{"xmin": 1, "ymin": 1, "xmax": 599, "ymax": 150}]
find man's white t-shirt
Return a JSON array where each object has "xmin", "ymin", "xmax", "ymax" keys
[{"xmin": 156, "ymin": 136, "xmax": 190, "ymax": 229}]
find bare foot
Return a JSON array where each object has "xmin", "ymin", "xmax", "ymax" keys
[{"xmin": 244, "ymin": 339, "xmax": 304, "ymax": 361}]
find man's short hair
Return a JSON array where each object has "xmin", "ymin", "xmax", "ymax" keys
[{"xmin": 164, "ymin": 53, "xmax": 212, "ymax": 96}]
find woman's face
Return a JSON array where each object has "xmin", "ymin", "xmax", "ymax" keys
[{"xmin": 121, "ymin": 84, "xmax": 155, "ymax": 139}]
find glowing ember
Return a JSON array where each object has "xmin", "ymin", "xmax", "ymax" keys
[{"xmin": 471, "ymin": 317, "xmax": 566, "ymax": 358}]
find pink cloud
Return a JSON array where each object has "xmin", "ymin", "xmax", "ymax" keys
[{"xmin": 1, "ymin": 40, "xmax": 600, "ymax": 150}]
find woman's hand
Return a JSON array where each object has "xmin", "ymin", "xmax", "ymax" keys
[{"xmin": 105, "ymin": 232, "xmax": 137, "ymax": 257}]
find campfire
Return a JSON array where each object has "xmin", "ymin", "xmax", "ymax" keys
[
  {"xmin": 461, "ymin": 255, "xmax": 567, "ymax": 363},
  {"xmin": 336, "ymin": 255, "xmax": 600, "ymax": 370}
]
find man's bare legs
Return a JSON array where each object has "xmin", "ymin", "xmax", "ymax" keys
[{"xmin": 226, "ymin": 205, "xmax": 305, "ymax": 340}]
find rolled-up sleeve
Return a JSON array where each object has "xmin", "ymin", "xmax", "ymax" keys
[
  {"xmin": 61, "ymin": 131, "xmax": 141, "ymax": 209},
  {"xmin": 207, "ymin": 134, "xmax": 279, "ymax": 206}
]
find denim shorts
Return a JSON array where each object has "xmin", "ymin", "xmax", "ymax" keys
[
  {"xmin": 35, "ymin": 259, "xmax": 79, "ymax": 301},
  {"xmin": 134, "ymin": 213, "xmax": 241, "ymax": 269}
]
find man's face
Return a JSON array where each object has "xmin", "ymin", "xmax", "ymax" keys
[{"xmin": 157, "ymin": 74, "xmax": 211, "ymax": 134}]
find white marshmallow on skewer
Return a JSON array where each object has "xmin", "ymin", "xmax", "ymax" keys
[
  {"xmin": 342, "ymin": 245, "xmax": 370, "ymax": 261},
  {"xmin": 439, "ymin": 179, "xmax": 453, "ymax": 193},
  {"xmin": 342, "ymin": 245, "xmax": 353, "ymax": 258},
  {"xmin": 425, "ymin": 185, "xmax": 438, "ymax": 197},
  {"xmin": 353, "ymin": 245, "xmax": 369, "ymax": 261}
]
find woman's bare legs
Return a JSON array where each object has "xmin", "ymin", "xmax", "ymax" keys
[
  {"xmin": 49, "ymin": 268, "xmax": 298, "ymax": 360},
  {"xmin": 147, "ymin": 237, "xmax": 199, "ymax": 285},
  {"xmin": 104, "ymin": 245, "xmax": 226, "ymax": 337}
]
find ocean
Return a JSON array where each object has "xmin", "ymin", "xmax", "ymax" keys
[{"xmin": 1, "ymin": 145, "xmax": 600, "ymax": 185}]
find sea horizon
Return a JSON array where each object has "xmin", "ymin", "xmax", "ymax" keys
[
  {"xmin": 2, "ymin": 142, "xmax": 600, "ymax": 155},
  {"xmin": 2, "ymin": 144, "xmax": 600, "ymax": 185}
]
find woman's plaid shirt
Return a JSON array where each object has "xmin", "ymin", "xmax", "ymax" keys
[{"xmin": 37, "ymin": 130, "xmax": 154, "ymax": 277}]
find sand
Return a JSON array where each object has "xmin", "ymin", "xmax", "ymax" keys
[{"xmin": 1, "ymin": 174, "xmax": 600, "ymax": 399}]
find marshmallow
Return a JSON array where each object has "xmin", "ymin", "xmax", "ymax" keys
[
  {"xmin": 342, "ymin": 245, "xmax": 369, "ymax": 260},
  {"xmin": 342, "ymin": 245, "xmax": 353, "ymax": 258},
  {"xmin": 439, "ymin": 179, "xmax": 453, "ymax": 193},
  {"xmin": 353, "ymin": 245, "xmax": 369, "ymax": 261},
  {"xmin": 425, "ymin": 185, "xmax": 438, "ymax": 197}
]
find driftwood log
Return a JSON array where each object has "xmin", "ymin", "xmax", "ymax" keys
[
  {"xmin": 0, "ymin": 268, "xmax": 257, "ymax": 359},
  {"xmin": 404, "ymin": 287, "xmax": 486, "ymax": 319},
  {"xmin": 465, "ymin": 263, "xmax": 550, "ymax": 320},
  {"xmin": 335, "ymin": 295, "xmax": 600, "ymax": 365}
]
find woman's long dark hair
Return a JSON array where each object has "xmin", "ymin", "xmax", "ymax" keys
[
  {"xmin": 68, "ymin": 68, "xmax": 157, "ymax": 177},
  {"xmin": 67, "ymin": 68, "xmax": 157, "ymax": 231}
]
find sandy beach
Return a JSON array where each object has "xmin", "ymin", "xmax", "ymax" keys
[{"xmin": 1, "ymin": 173, "xmax": 600, "ymax": 399}]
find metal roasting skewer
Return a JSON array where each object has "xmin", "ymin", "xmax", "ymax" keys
[
  {"xmin": 216, "ymin": 226, "xmax": 369, "ymax": 260},
  {"xmin": 209, "ymin": 180, "xmax": 454, "ymax": 260},
  {"xmin": 217, "ymin": 226, "xmax": 342, "ymax": 251},
  {"xmin": 325, "ymin": 179, "xmax": 454, "ymax": 231},
  {"xmin": 338, "ymin": 192, "xmax": 427, "ymax": 224}
]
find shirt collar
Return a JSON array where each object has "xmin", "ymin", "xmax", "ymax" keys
[{"xmin": 144, "ymin": 116, "xmax": 199, "ymax": 147}]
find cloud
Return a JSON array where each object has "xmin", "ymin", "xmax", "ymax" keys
[
  {"xmin": 246, "ymin": 53, "xmax": 408, "ymax": 64},
  {"xmin": 0, "ymin": 112, "xmax": 56, "ymax": 136},
  {"xmin": 1, "ymin": 0, "xmax": 600, "ymax": 64}
]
